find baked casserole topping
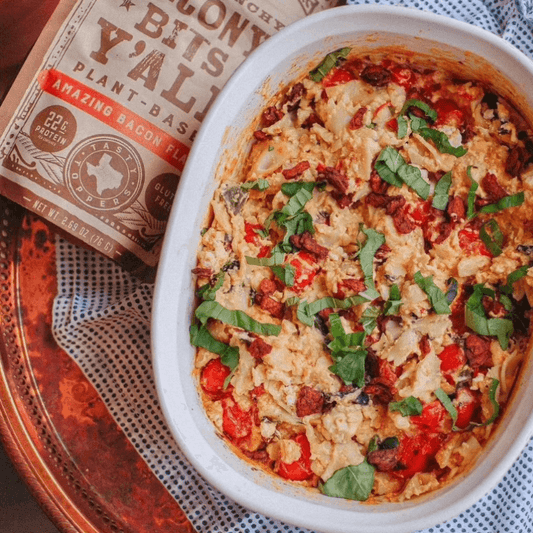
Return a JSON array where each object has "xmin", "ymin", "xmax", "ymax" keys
[{"xmin": 190, "ymin": 49, "xmax": 533, "ymax": 502}]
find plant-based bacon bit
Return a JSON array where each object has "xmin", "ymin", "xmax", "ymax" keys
[{"xmin": 192, "ymin": 50, "xmax": 532, "ymax": 505}]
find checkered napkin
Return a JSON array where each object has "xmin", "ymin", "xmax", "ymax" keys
[{"xmin": 53, "ymin": 1, "xmax": 533, "ymax": 532}]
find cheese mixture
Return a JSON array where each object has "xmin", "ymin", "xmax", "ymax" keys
[{"xmin": 190, "ymin": 49, "xmax": 533, "ymax": 502}]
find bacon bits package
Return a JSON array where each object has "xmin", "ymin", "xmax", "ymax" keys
[{"xmin": 0, "ymin": 0, "xmax": 338, "ymax": 279}]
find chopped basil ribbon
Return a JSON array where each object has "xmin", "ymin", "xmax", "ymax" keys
[
  {"xmin": 400, "ymin": 99, "xmax": 438, "ymax": 122},
  {"xmin": 280, "ymin": 186, "xmax": 314, "ymax": 217},
  {"xmin": 359, "ymin": 228, "xmax": 386, "ymax": 300},
  {"xmin": 480, "ymin": 219, "xmax": 504, "ymax": 257},
  {"xmin": 281, "ymin": 181, "xmax": 316, "ymax": 197},
  {"xmin": 389, "ymin": 396, "xmax": 423, "ymax": 417},
  {"xmin": 466, "ymin": 166, "xmax": 479, "ymax": 219},
  {"xmin": 435, "ymin": 388, "xmax": 460, "ymax": 431},
  {"xmin": 409, "ymin": 115, "xmax": 428, "ymax": 132},
  {"xmin": 384, "ymin": 284, "xmax": 403, "ymax": 316},
  {"xmin": 271, "ymin": 264, "xmax": 296, "ymax": 287},
  {"xmin": 329, "ymin": 348, "xmax": 367, "ymax": 386},
  {"xmin": 241, "ymin": 179, "xmax": 270, "ymax": 191},
  {"xmin": 195, "ymin": 300, "xmax": 281, "ymax": 336},
  {"xmin": 297, "ymin": 299, "xmax": 315, "ymax": 326},
  {"xmin": 245, "ymin": 252, "xmax": 286, "ymax": 267},
  {"xmin": 501, "ymin": 265, "xmax": 529, "ymax": 295},
  {"xmin": 328, "ymin": 318, "xmax": 366, "ymax": 353},
  {"xmin": 417, "ymin": 128, "xmax": 468, "ymax": 157},
  {"xmin": 397, "ymin": 116, "xmax": 409, "ymax": 138},
  {"xmin": 432, "ymin": 171, "xmax": 452, "ymax": 210},
  {"xmin": 309, "ymin": 47, "xmax": 351, "ymax": 82},
  {"xmin": 360, "ymin": 305, "xmax": 381, "ymax": 335},
  {"xmin": 414, "ymin": 271, "xmax": 451, "ymax": 314},
  {"xmin": 478, "ymin": 191, "xmax": 525, "ymax": 214},
  {"xmin": 295, "ymin": 295, "xmax": 370, "ymax": 327},
  {"xmin": 465, "ymin": 284, "xmax": 513, "ymax": 350},
  {"xmin": 375, "ymin": 147, "xmax": 429, "ymax": 199},
  {"xmin": 321, "ymin": 435, "xmax": 379, "ymax": 501},
  {"xmin": 196, "ymin": 271, "xmax": 225, "ymax": 301},
  {"xmin": 189, "ymin": 323, "xmax": 239, "ymax": 373}
]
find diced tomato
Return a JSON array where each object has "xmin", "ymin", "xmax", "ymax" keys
[
  {"xmin": 437, "ymin": 344, "xmax": 466, "ymax": 374},
  {"xmin": 201, "ymin": 358, "xmax": 232, "ymax": 400},
  {"xmin": 454, "ymin": 388, "xmax": 481, "ymax": 429},
  {"xmin": 390, "ymin": 66, "xmax": 416, "ymax": 89},
  {"xmin": 222, "ymin": 398, "xmax": 253, "ymax": 440},
  {"xmin": 245, "ymin": 222, "xmax": 264, "ymax": 244},
  {"xmin": 277, "ymin": 434, "xmax": 314, "ymax": 481},
  {"xmin": 434, "ymin": 98, "xmax": 465, "ymax": 128},
  {"xmin": 322, "ymin": 68, "xmax": 355, "ymax": 88},
  {"xmin": 405, "ymin": 200, "xmax": 432, "ymax": 227},
  {"xmin": 290, "ymin": 251, "xmax": 319, "ymax": 292},
  {"xmin": 395, "ymin": 434, "xmax": 442, "ymax": 478},
  {"xmin": 258, "ymin": 245, "xmax": 271, "ymax": 258},
  {"xmin": 386, "ymin": 117, "xmax": 398, "ymax": 133},
  {"xmin": 458, "ymin": 228, "xmax": 492, "ymax": 257},
  {"xmin": 411, "ymin": 400, "xmax": 450, "ymax": 432}
]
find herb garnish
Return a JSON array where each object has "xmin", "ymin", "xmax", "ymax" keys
[
  {"xmin": 384, "ymin": 284, "xmax": 403, "ymax": 316},
  {"xmin": 375, "ymin": 147, "xmax": 430, "ymax": 199},
  {"xmin": 435, "ymin": 388, "xmax": 460, "ymax": 431},
  {"xmin": 389, "ymin": 396, "xmax": 423, "ymax": 417},
  {"xmin": 431, "ymin": 171, "xmax": 452, "ymax": 210},
  {"xmin": 479, "ymin": 219, "xmax": 504, "ymax": 257},
  {"xmin": 400, "ymin": 99, "xmax": 438, "ymax": 121},
  {"xmin": 478, "ymin": 192, "xmax": 525, "ymax": 215},
  {"xmin": 195, "ymin": 300, "xmax": 282, "ymax": 336},
  {"xmin": 196, "ymin": 271, "xmax": 225, "ymax": 301},
  {"xmin": 414, "ymin": 271, "xmax": 451, "ymax": 314},
  {"xmin": 309, "ymin": 47, "xmax": 351, "ymax": 82},
  {"xmin": 465, "ymin": 285, "xmax": 513, "ymax": 350},
  {"xmin": 359, "ymin": 228, "xmax": 386, "ymax": 300},
  {"xmin": 241, "ymin": 179, "xmax": 270, "ymax": 191}
]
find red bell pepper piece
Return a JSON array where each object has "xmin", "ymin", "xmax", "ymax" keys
[{"xmin": 277, "ymin": 434, "xmax": 314, "ymax": 481}]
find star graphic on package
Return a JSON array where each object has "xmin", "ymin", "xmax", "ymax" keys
[{"xmin": 119, "ymin": 0, "xmax": 135, "ymax": 10}]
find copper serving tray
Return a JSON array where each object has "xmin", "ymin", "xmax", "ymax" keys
[{"xmin": 0, "ymin": 195, "xmax": 195, "ymax": 533}]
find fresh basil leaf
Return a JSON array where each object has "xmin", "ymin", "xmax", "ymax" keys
[
  {"xmin": 359, "ymin": 228, "xmax": 386, "ymax": 300},
  {"xmin": 274, "ymin": 211, "xmax": 315, "ymax": 252},
  {"xmin": 328, "ymin": 314, "xmax": 366, "ymax": 352},
  {"xmin": 375, "ymin": 161, "xmax": 403, "ymax": 188},
  {"xmin": 400, "ymin": 99, "xmax": 438, "ymax": 122},
  {"xmin": 435, "ymin": 388, "xmax": 459, "ymax": 431},
  {"xmin": 196, "ymin": 271, "xmax": 225, "ymax": 301},
  {"xmin": 376, "ymin": 146, "xmax": 406, "ymax": 174},
  {"xmin": 309, "ymin": 47, "xmax": 351, "ymax": 82},
  {"xmin": 285, "ymin": 296, "xmax": 301, "ymax": 307},
  {"xmin": 465, "ymin": 285, "xmax": 513, "ymax": 350},
  {"xmin": 189, "ymin": 323, "xmax": 239, "ymax": 371},
  {"xmin": 389, "ymin": 396, "xmax": 423, "ymax": 417},
  {"xmin": 195, "ymin": 301, "xmax": 282, "ymax": 336},
  {"xmin": 280, "ymin": 186, "xmax": 313, "ymax": 217},
  {"xmin": 478, "ymin": 192, "xmax": 525, "ymax": 215},
  {"xmin": 501, "ymin": 265, "xmax": 529, "ymax": 295},
  {"xmin": 384, "ymin": 284, "xmax": 403, "ymax": 316},
  {"xmin": 360, "ymin": 305, "xmax": 381, "ymax": 335},
  {"xmin": 409, "ymin": 114, "xmax": 428, "ymax": 132},
  {"xmin": 432, "ymin": 171, "xmax": 452, "ymax": 210},
  {"xmin": 480, "ymin": 219, "xmax": 504, "ymax": 257},
  {"xmin": 397, "ymin": 116, "xmax": 408, "ymax": 138},
  {"xmin": 281, "ymin": 181, "xmax": 316, "ymax": 198},
  {"xmin": 241, "ymin": 179, "xmax": 270, "ymax": 191},
  {"xmin": 256, "ymin": 212, "xmax": 275, "ymax": 238},
  {"xmin": 245, "ymin": 253, "xmax": 286, "ymax": 267},
  {"xmin": 466, "ymin": 166, "xmax": 479, "ymax": 219},
  {"xmin": 307, "ymin": 295, "xmax": 369, "ymax": 316},
  {"xmin": 297, "ymin": 299, "xmax": 314, "ymax": 326},
  {"xmin": 368, "ymin": 435, "xmax": 379, "ymax": 454},
  {"xmin": 418, "ymin": 127, "xmax": 468, "ymax": 157},
  {"xmin": 414, "ymin": 271, "xmax": 451, "ymax": 314},
  {"xmin": 397, "ymin": 163, "xmax": 430, "ymax": 200},
  {"xmin": 320, "ymin": 460, "xmax": 375, "ymax": 501},
  {"xmin": 271, "ymin": 264, "xmax": 296, "ymax": 287},
  {"xmin": 329, "ymin": 348, "xmax": 367, "ymax": 386}
]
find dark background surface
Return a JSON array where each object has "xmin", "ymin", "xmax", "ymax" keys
[{"xmin": 0, "ymin": 439, "xmax": 61, "ymax": 533}]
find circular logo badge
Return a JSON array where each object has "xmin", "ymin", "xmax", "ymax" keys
[
  {"xmin": 64, "ymin": 135, "xmax": 144, "ymax": 212},
  {"xmin": 29, "ymin": 105, "xmax": 77, "ymax": 153}
]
